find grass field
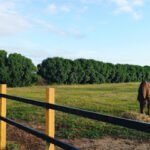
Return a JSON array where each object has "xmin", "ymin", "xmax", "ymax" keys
[{"xmin": 6, "ymin": 83, "xmax": 150, "ymax": 140}]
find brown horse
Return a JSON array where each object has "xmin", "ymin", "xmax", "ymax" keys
[{"xmin": 137, "ymin": 81, "xmax": 150, "ymax": 115}]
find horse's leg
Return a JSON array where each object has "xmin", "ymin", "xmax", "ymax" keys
[
  {"xmin": 140, "ymin": 100, "xmax": 145, "ymax": 114},
  {"xmin": 147, "ymin": 100, "xmax": 150, "ymax": 115},
  {"xmin": 140, "ymin": 102, "xmax": 143, "ymax": 113}
]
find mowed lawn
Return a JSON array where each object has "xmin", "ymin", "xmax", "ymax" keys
[{"xmin": 6, "ymin": 83, "xmax": 150, "ymax": 139}]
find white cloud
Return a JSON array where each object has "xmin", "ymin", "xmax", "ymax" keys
[
  {"xmin": 34, "ymin": 19, "xmax": 86, "ymax": 38},
  {"xmin": 0, "ymin": 2, "xmax": 30, "ymax": 36},
  {"xmin": 80, "ymin": 0, "xmax": 102, "ymax": 4},
  {"xmin": 77, "ymin": 6, "xmax": 88, "ymax": 14},
  {"xmin": 132, "ymin": 11, "xmax": 142, "ymax": 20},
  {"xmin": 47, "ymin": 3, "xmax": 57, "ymax": 14},
  {"xmin": 133, "ymin": 0, "xmax": 144, "ymax": 6},
  {"xmin": 34, "ymin": 19, "xmax": 68, "ymax": 36},
  {"xmin": 111, "ymin": 0, "xmax": 144, "ymax": 20},
  {"xmin": 47, "ymin": 3, "xmax": 72, "ymax": 14},
  {"xmin": 77, "ymin": 0, "xmax": 144, "ymax": 20},
  {"xmin": 60, "ymin": 4, "xmax": 71, "ymax": 13}
]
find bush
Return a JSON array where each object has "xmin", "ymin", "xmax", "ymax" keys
[{"xmin": 0, "ymin": 50, "xmax": 36, "ymax": 87}]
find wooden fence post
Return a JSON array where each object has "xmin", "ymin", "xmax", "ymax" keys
[
  {"xmin": 0, "ymin": 84, "xmax": 7, "ymax": 150},
  {"xmin": 46, "ymin": 88, "xmax": 55, "ymax": 150}
]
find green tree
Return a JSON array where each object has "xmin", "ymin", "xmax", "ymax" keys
[
  {"xmin": 7, "ymin": 53, "xmax": 36, "ymax": 87},
  {"xmin": 38, "ymin": 57, "xmax": 71, "ymax": 84},
  {"xmin": 67, "ymin": 60, "xmax": 82, "ymax": 84},
  {"xmin": 114, "ymin": 64, "xmax": 127, "ymax": 82},
  {"xmin": 0, "ymin": 50, "xmax": 8, "ymax": 84}
]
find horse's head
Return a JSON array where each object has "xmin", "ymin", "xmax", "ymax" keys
[
  {"xmin": 137, "ymin": 81, "xmax": 149, "ymax": 114},
  {"xmin": 137, "ymin": 81, "xmax": 145, "ymax": 102}
]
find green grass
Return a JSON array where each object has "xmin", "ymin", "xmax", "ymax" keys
[
  {"xmin": 6, "ymin": 83, "xmax": 150, "ymax": 139},
  {"xmin": 7, "ymin": 142, "xmax": 20, "ymax": 150}
]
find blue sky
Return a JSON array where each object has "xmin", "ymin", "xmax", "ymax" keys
[{"xmin": 0, "ymin": 0, "xmax": 150, "ymax": 66}]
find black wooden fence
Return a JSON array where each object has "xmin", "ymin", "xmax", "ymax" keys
[{"xmin": 0, "ymin": 93, "xmax": 150, "ymax": 150}]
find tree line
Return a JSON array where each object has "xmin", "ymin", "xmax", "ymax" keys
[
  {"xmin": 0, "ymin": 50, "xmax": 150, "ymax": 87},
  {"xmin": 38, "ymin": 57, "xmax": 150, "ymax": 84}
]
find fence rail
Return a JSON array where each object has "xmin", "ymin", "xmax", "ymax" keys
[
  {"xmin": 0, "ymin": 85, "xmax": 80, "ymax": 150},
  {"xmin": 1, "ymin": 93, "xmax": 150, "ymax": 133},
  {"xmin": 0, "ymin": 116, "xmax": 78, "ymax": 150},
  {"xmin": 0, "ymin": 84, "xmax": 150, "ymax": 150}
]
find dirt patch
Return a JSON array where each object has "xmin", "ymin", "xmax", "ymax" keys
[
  {"xmin": 62, "ymin": 137, "xmax": 150, "ymax": 150},
  {"xmin": 7, "ymin": 124, "xmax": 45, "ymax": 150},
  {"xmin": 7, "ymin": 124, "xmax": 150, "ymax": 150}
]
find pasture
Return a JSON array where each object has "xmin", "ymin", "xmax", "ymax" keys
[{"xmin": 7, "ymin": 83, "xmax": 150, "ymax": 142}]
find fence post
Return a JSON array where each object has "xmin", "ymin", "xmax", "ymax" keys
[
  {"xmin": 46, "ymin": 88, "xmax": 55, "ymax": 150},
  {"xmin": 0, "ymin": 84, "xmax": 7, "ymax": 150}
]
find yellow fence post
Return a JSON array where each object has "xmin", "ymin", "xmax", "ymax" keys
[
  {"xmin": 46, "ymin": 88, "xmax": 55, "ymax": 150},
  {"xmin": 0, "ymin": 84, "xmax": 7, "ymax": 150}
]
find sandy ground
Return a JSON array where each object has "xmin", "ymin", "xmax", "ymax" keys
[{"xmin": 7, "ymin": 124, "xmax": 150, "ymax": 150}]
